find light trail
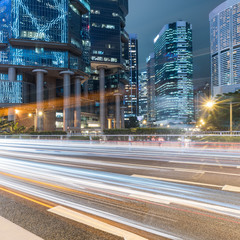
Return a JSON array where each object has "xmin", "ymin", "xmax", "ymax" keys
[{"xmin": 0, "ymin": 141, "xmax": 240, "ymax": 239}]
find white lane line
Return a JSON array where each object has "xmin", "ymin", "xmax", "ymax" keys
[
  {"xmin": 131, "ymin": 175, "xmax": 222, "ymax": 188},
  {"xmin": 169, "ymin": 161, "xmax": 239, "ymax": 168},
  {"xmin": 129, "ymin": 193, "xmax": 171, "ymax": 205},
  {"xmin": 173, "ymin": 199, "xmax": 240, "ymax": 219},
  {"xmin": 48, "ymin": 206, "xmax": 148, "ymax": 240},
  {"xmin": 222, "ymin": 185, "xmax": 240, "ymax": 193},
  {"xmin": 132, "ymin": 175, "xmax": 240, "ymax": 194},
  {"xmin": 0, "ymin": 216, "xmax": 43, "ymax": 240},
  {"xmin": 174, "ymin": 169, "xmax": 205, "ymax": 174}
]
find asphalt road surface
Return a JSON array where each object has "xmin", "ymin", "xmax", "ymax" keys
[{"xmin": 0, "ymin": 139, "xmax": 240, "ymax": 240}]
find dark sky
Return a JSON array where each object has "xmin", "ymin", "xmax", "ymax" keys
[{"xmin": 126, "ymin": 0, "xmax": 224, "ymax": 88}]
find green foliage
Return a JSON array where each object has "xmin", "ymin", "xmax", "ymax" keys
[
  {"xmin": 104, "ymin": 127, "xmax": 184, "ymax": 135},
  {"xmin": 125, "ymin": 117, "xmax": 139, "ymax": 128},
  {"xmin": 0, "ymin": 119, "xmax": 26, "ymax": 134},
  {"xmin": 28, "ymin": 131, "xmax": 67, "ymax": 135},
  {"xmin": 9, "ymin": 122, "xmax": 26, "ymax": 134},
  {"xmin": 204, "ymin": 91, "xmax": 240, "ymax": 131}
]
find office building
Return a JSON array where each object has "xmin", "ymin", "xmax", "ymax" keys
[
  {"xmin": 210, "ymin": 0, "xmax": 240, "ymax": 96},
  {"xmin": 138, "ymin": 71, "xmax": 148, "ymax": 119},
  {"xmin": 89, "ymin": 0, "xmax": 129, "ymax": 131},
  {"xmin": 146, "ymin": 53, "xmax": 155, "ymax": 125},
  {"xmin": 154, "ymin": 21, "xmax": 194, "ymax": 125},
  {"xmin": 124, "ymin": 33, "xmax": 138, "ymax": 122},
  {"xmin": 0, "ymin": 0, "xmax": 91, "ymax": 131}
]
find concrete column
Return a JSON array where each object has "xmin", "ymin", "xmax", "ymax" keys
[
  {"xmin": 60, "ymin": 70, "xmax": 74, "ymax": 132},
  {"xmin": 99, "ymin": 67, "xmax": 106, "ymax": 132},
  {"xmin": 84, "ymin": 81, "xmax": 89, "ymax": 113},
  {"xmin": 45, "ymin": 79, "xmax": 56, "ymax": 131},
  {"xmin": 8, "ymin": 67, "xmax": 16, "ymax": 121},
  {"xmin": 121, "ymin": 106, "xmax": 125, "ymax": 129},
  {"xmin": 114, "ymin": 93, "xmax": 121, "ymax": 129},
  {"xmin": 33, "ymin": 69, "xmax": 47, "ymax": 131},
  {"xmin": 74, "ymin": 76, "xmax": 84, "ymax": 129},
  {"xmin": 84, "ymin": 81, "xmax": 88, "ymax": 99}
]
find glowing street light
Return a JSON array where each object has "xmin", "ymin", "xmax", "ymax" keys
[
  {"xmin": 28, "ymin": 113, "xmax": 32, "ymax": 117},
  {"xmin": 205, "ymin": 100, "xmax": 215, "ymax": 109},
  {"xmin": 15, "ymin": 109, "xmax": 19, "ymax": 114},
  {"xmin": 38, "ymin": 111, "xmax": 43, "ymax": 117}
]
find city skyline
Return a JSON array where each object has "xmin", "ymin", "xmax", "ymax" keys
[{"xmin": 126, "ymin": 0, "xmax": 225, "ymax": 89}]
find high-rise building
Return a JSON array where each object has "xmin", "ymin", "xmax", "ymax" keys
[
  {"xmin": 154, "ymin": 21, "xmax": 194, "ymax": 125},
  {"xmin": 146, "ymin": 53, "xmax": 155, "ymax": 125},
  {"xmin": 124, "ymin": 33, "xmax": 139, "ymax": 122},
  {"xmin": 88, "ymin": 0, "xmax": 129, "ymax": 131},
  {"xmin": 210, "ymin": 0, "xmax": 240, "ymax": 96},
  {"xmin": 138, "ymin": 71, "xmax": 148, "ymax": 119},
  {"xmin": 0, "ymin": 0, "xmax": 91, "ymax": 131}
]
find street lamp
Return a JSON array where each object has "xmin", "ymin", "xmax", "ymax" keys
[
  {"xmin": 205, "ymin": 100, "xmax": 215, "ymax": 109},
  {"xmin": 204, "ymin": 100, "xmax": 239, "ymax": 134}
]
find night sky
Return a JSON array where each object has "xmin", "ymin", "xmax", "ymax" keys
[{"xmin": 126, "ymin": 0, "xmax": 225, "ymax": 89}]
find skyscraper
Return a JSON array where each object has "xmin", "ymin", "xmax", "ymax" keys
[
  {"xmin": 146, "ymin": 53, "xmax": 155, "ymax": 125},
  {"xmin": 124, "ymin": 33, "xmax": 138, "ymax": 122},
  {"xmin": 89, "ymin": 0, "xmax": 129, "ymax": 131},
  {"xmin": 210, "ymin": 0, "xmax": 240, "ymax": 96},
  {"xmin": 138, "ymin": 71, "xmax": 148, "ymax": 119},
  {"xmin": 154, "ymin": 21, "xmax": 194, "ymax": 125},
  {"xmin": 0, "ymin": 0, "xmax": 90, "ymax": 131}
]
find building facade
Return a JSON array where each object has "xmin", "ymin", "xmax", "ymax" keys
[
  {"xmin": 154, "ymin": 21, "xmax": 194, "ymax": 125},
  {"xmin": 124, "ymin": 33, "xmax": 138, "ymax": 122},
  {"xmin": 0, "ymin": 0, "xmax": 90, "ymax": 131},
  {"xmin": 89, "ymin": 0, "xmax": 129, "ymax": 131},
  {"xmin": 138, "ymin": 71, "xmax": 148, "ymax": 119},
  {"xmin": 210, "ymin": 0, "xmax": 240, "ymax": 96},
  {"xmin": 146, "ymin": 53, "xmax": 155, "ymax": 125}
]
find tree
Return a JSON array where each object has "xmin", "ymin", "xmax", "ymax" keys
[
  {"xmin": 204, "ymin": 91, "xmax": 240, "ymax": 131},
  {"xmin": 125, "ymin": 117, "xmax": 139, "ymax": 129}
]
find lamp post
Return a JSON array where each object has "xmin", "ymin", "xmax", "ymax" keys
[{"xmin": 205, "ymin": 100, "xmax": 237, "ymax": 134}]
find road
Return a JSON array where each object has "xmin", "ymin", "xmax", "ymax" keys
[{"xmin": 0, "ymin": 139, "xmax": 239, "ymax": 240}]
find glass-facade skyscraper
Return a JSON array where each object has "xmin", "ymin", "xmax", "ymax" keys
[
  {"xmin": 124, "ymin": 33, "xmax": 138, "ymax": 122},
  {"xmin": 0, "ymin": 0, "xmax": 90, "ymax": 71},
  {"xmin": 154, "ymin": 21, "xmax": 194, "ymax": 125},
  {"xmin": 0, "ymin": 0, "xmax": 90, "ymax": 131},
  {"xmin": 210, "ymin": 0, "xmax": 240, "ymax": 96},
  {"xmin": 138, "ymin": 71, "xmax": 148, "ymax": 118},
  {"xmin": 88, "ymin": 0, "xmax": 129, "ymax": 130},
  {"xmin": 146, "ymin": 53, "xmax": 155, "ymax": 125}
]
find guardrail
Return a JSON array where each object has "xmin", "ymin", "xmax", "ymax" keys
[{"xmin": 1, "ymin": 134, "xmax": 240, "ymax": 151}]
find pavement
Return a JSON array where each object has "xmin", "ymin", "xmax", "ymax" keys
[{"xmin": 0, "ymin": 139, "xmax": 239, "ymax": 239}]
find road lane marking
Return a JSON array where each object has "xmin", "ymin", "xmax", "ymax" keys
[
  {"xmin": 132, "ymin": 175, "xmax": 240, "ymax": 194},
  {"xmin": 0, "ymin": 186, "xmax": 53, "ymax": 208},
  {"xmin": 131, "ymin": 175, "xmax": 222, "ymax": 188},
  {"xmin": 169, "ymin": 161, "xmax": 239, "ymax": 168},
  {"xmin": 0, "ymin": 216, "xmax": 43, "ymax": 240},
  {"xmin": 48, "ymin": 206, "xmax": 148, "ymax": 240},
  {"xmin": 129, "ymin": 194, "xmax": 171, "ymax": 205},
  {"xmin": 174, "ymin": 169, "xmax": 205, "ymax": 174},
  {"xmin": 222, "ymin": 185, "xmax": 240, "ymax": 193},
  {"xmin": 0, "ymin": 150, "xmax": 239, "ymax": 177}
]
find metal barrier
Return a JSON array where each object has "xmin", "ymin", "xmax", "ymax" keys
[{"xmin": 0, "ymin": 134, "xmax": 240, "ymax": 151}]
